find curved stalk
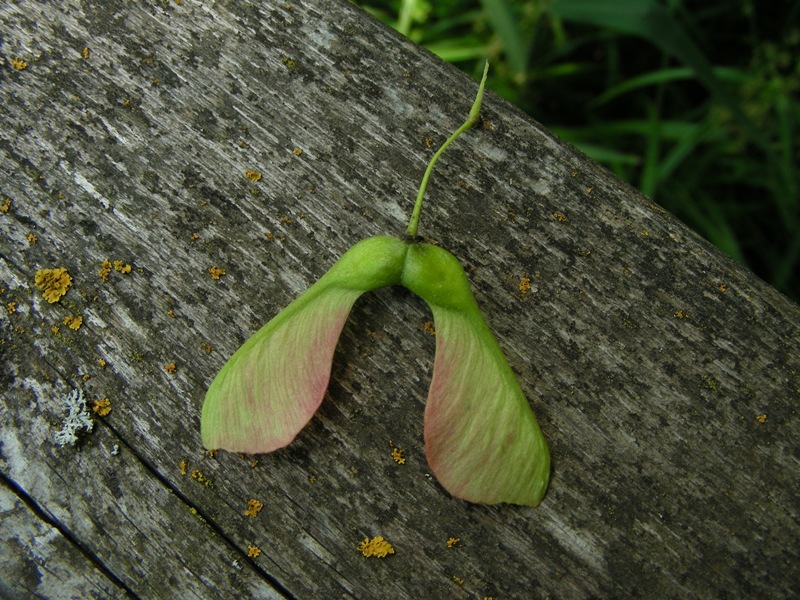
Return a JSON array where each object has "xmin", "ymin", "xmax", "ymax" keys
[{"xmin": 405, "ymin": 61, "xmax": 489, "ymax": 238}]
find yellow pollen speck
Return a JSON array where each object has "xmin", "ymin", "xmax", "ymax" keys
[
  {"xmin": 245, "ymin": 170, "xmax": 262, "ymax": 182},
  {"xmin": 92, "ymin": 398, "xmax": 112, "ymax": 416},
  {"xmin": 35, "ymin": 268, "xmax": 72, "ymax": 303},
  {"xmin": 63, "ymin": 315, "xmax": 83, "ymax": 330},
  {"xmin": 208, "ymin": 266, "xmax": 226, "ymax": 280},
  {"xmin": 357, "ymin": 536, "xmax": 394, "ymax": 558},
  {"xmin": 244, "ymin": 498, "xmax": 264, "ymax": 517}
]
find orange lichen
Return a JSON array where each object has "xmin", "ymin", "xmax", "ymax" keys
[
  {"xmin": 357, "ymin": 536, "xmax": 394, "ymax": 558},
  {"xmin": 244, "ymin": 498, "xmax": 264, "ymax": 517},
  {"xmin": 446, "ymin": 537, "xmax": 461, "ymax": 548},
  {"xmin": 422, "ymin": 321, "xmax": 436, "ymax": 336},
  {"xmin": 391, "ymin": 447, "xmax": 406, "ymax": 465},
  {"xmin": 247, "ymin": 544, "xmax": 261, "ymax": 558},
  {"xmin": 92, "ymin": 398, "xmax": 112, "ymax": 416},
  {"xmin": 164, "ymin": 362, "xmax": 177, "ymax": 374},
  {"xmin": 208, "ymin": 266, "xmax": 226, "ymax": 280},
  {"xmin": 35, "ymin": 268, "xmax": 72, "ymax": 303},
  {"xmin": 200, "ymin": 342, "xmax": 214, "ymax": 354},
  {"xmin": 244, "ymin": 170, "xmax": 262, "ymax": 182},
  {"xmin": 63, "ymin": 315, "xmax": 83, "ymax": 330}
]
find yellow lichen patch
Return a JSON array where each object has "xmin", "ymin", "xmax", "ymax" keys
[
  {"xmin": 357, "ymin": 536, "xmax": 394, "ymax": 558},
  {"xmin": 6, "ymin": 302, "xmax": 16, "ymax": 315},
  {"xmin": 82, "ymin": 47, "xmax": 90, "ymax": 59},
  {"xmin": 391, "ymin": 447, "xmax": 405, "ymax": 465},
  {"xmin": 27, "ymin": 233, "xmax": 38, "ymax": 244},
  {"xmin": 518, "ymin": 275, "xmax": 532, "ymax": 296},
  {"xmin": 113, "ymin": 260, "xmax": 132, "ymax": 274},
  {"xmin": 35, "ymin": 268, "xmax": 72, "ymax": 303},
  {"xmin": 98, "ymin": 358, "xmax": 107, "ymax": 368},
  {"xmin": 92, "ymin": 398, "xmax": 112, "ymax": 416},
  {"xmin": 12, "ymin": 57, "xmax": 28, "ymax": 71},
  {"xmin": 675, "ymin": 310, "xmax": 686, "ymax": 319},
  {"xmin": 247, "ymin": 544, "xmax": 261, "ymax": 558},
  {"xmin": 308, "ymin": 474, "xmax": 317, "ymax": 484},
  {"xmin": 208, "ymin": 266, "xmax": 226, "ymax": 280},
  {"xmin": 179, "ymin": 460, "xmax": 189, "ymax": 475},
  {"xmin": 200, "ymin": 342, "xmax": 214, "ymax": 354},
  {"xmin": 63, "ymin": 315, "xmax": 83, "ymax": 330},
  {"xmin": 244, "ymin": 498, "xmax": 264, "ymax": 517},
  {"xmin": 164, "ymin": 362, "xmax": 177, "ymax": 374},
  {"xmin": 191, "ymin": 232, "xmax": 200, "ymax": 241},
  {"xmin": 293, "ymin": 148, "xmax": 303, "ymax": 156},
  {"xmin": 756, "ymin": 414, "xmax": 767, "ymax": 424},
  {"xmin": 446, "ymin": 537, "xmax": 461, "ymax": 548},
  {"xmin": 422, "ymin": 321, "xmax": 436, "ymax": 336},
  {"xmin": 98, "ymin": 259, "xmax": 112, "ymax": 281},
  {"xmin": 552, "ymin": 211, "xmax": 568, "ymax": 222},
  {"xmin": 244, "ymin": 170, "xmax": 262, "ymax": 182},
  {"xmin": 190, "ymin": 469, "xmax": 212, "ymax": 487},
  {"xmin": 453, "ymin": 576, "xmax": 464, "ymax": 586},
  {"xmin": 1, "ymin": 198, "xmax": 11, "ymax": 212}
]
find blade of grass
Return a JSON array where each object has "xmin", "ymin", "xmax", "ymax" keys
[
  {"xmin": 479, "ymin": 0, "xmax": 529, "ymax": 77},
  {"xmin": 549, "ymin": 0, "xmax": 771, "ymax": 154}
]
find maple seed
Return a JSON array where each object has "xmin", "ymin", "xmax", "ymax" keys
[{"xmin": 201, "ymin": 62, "xmax": 550, "ymax": 506}]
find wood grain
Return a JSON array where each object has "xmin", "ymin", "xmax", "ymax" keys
[{"xmin": 1, "ymin": 0, "xmax": 798, "ymax": 598}]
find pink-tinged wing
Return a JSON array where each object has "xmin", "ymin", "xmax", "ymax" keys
[
  {"xmin": 201, "ymin": 285, "xmax": 362, "ymax": 453},
  {"xmin": 424, "ymin": 305, "xmax": 550, "ymax": 506},
  {"xmin": 201, "ymin": 236, "xmax": 408, "ymax": 454}
]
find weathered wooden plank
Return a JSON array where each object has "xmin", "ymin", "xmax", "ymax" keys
[
  {"xmin": 0, "ymin": 483, "xmax": 125, "ymax": 599},
  {"xmin": 1, "ymin": 0, "xmax": 798, "ymax": 598}
]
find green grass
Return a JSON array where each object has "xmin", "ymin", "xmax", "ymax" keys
[{"xmin": 357, "ymin": 0, "xmax": 800, "ymax": 302}]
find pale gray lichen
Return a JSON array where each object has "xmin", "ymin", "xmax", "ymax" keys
[{"xmin": 54, "ymin": 389, "xmax": 94, "ymax": 447}]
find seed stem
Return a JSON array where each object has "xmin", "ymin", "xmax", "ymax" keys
[{"xmin": 405, "ymin": 61, "xmax": 489, "ymax": 238}]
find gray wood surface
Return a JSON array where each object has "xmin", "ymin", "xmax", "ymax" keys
[{"xmin": 1, "ymin": 0, "xmax": 798, "ymax": 598}]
